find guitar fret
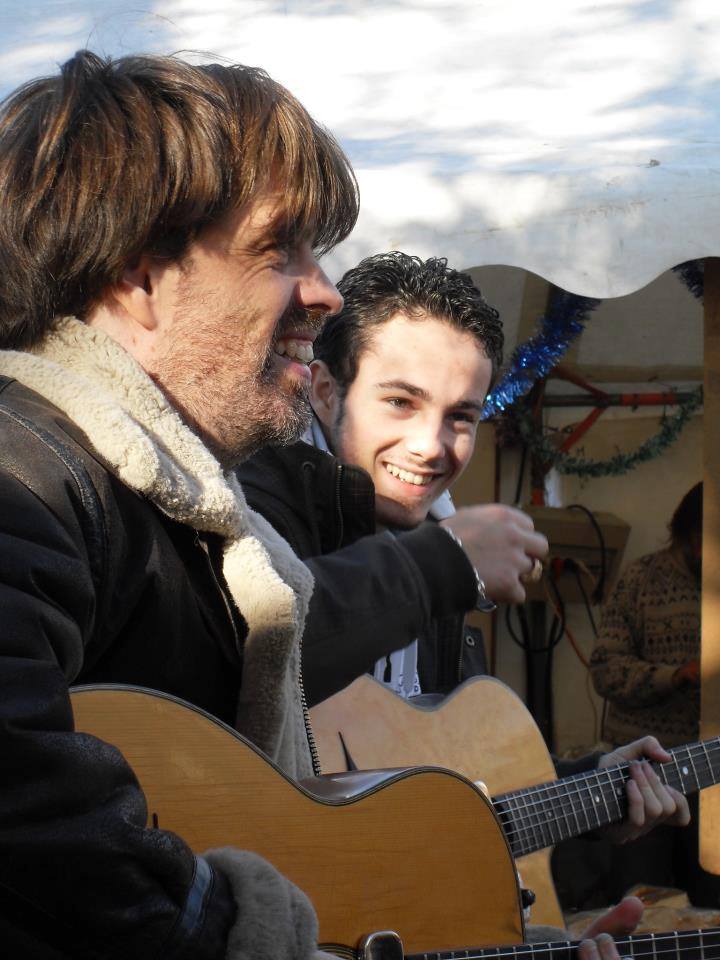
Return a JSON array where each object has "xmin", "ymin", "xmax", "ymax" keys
[
  {"xmin": 559, "ymin": 778, "xmax": 579, "ymax": 842},
  {"xmin": 697, "ymin": 738, "xmax": 720, "ymax": 788},
  {"xmin": 516, "ymin": 790, "xmax": 540, "ymax": 856},
  {"xmin": 671, "ymin": 752, "xmax": 686, "ymax": 793},
  {"xmin": 590, "ymin": 769, "xmax": 612, "ymax": 828},
  {"xmin": 697, "ymin": 742, "xmax": 713, "ymax": 788},
  {"xmin": 686, "ymin": 747, "xmax": 701, "ymax": 791},
  {"xmin": 535, "ymin": 789, "xmax": 558, "ymax": 849}
]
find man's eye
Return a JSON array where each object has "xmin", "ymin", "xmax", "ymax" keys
[
  {"xmin": 386, "ymin": 397, "xmax": 411, "ymax": 409},
  {"xmin": 451, "ymin": 412, "xmax": 477, "ymax": 425},
  {"xmin": 268, "ymin": 246, "xmax": 292, "ymax": 268}
]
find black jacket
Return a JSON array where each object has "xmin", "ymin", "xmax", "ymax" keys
[
  {"xmin": 0, "ymin": 377, "xmax": 239, "ymax": 958},
  {"xmin": 237, "ymin": 441, "xmax": 486, "ymax": 706}
]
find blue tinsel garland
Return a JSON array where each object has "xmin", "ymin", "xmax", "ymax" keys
[{"xmin": 481, "ymin": 290, "xmax": 600, "ymax": 420}]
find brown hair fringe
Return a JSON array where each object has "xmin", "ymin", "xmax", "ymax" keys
[{"xmin": 0, "ymin": 50, "xmax": 359, "ymax": 348}]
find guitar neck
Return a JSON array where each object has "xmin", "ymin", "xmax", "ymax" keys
[
  {"xmin": 493, "ymin": 737, "xmax": 720, "ymax": 858},
  {"xmin": 402, "ymin": 927, "xmax": 720, "ymax": 960}
]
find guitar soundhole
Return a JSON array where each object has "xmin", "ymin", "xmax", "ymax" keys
[{"xmin": 152, "ymin": 812, "xmax": 160, "ymax": 829}]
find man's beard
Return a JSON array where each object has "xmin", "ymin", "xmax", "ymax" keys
[
  {"xmin": 232, "ymin": 304, "xmax": 327, "ymax": 459},
  {"xmin": 150, "ymin": 296, "xmax": 326, "ymax": 466},
  {"xmin": 235, "ymin": 360, "xmax": 312, "ymax": 460}
]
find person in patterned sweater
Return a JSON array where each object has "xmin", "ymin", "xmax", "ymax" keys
[
  {"xmin": 589, "ymin": 482, "xmax": 715, "ymax": 904},
  {"xmin": 590, "ymin": 482, "xmax": 701, "ymax": 748}
]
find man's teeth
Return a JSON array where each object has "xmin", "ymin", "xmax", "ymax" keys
[
  {"xmin": 385, "ymin": 463, "xmax": 433, "ymax": 486},
  {"xmin": 275, "ymin": 339, "xmax": 314, "ymax": 363}
]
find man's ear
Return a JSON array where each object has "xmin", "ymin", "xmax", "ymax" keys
[
  {"xmin": 310, "ymin": 360, "xmax": 341, "ymax": 429},
  {"xmin": 112, "ymin": 255, "xmax": 161, "ymax": 331}
]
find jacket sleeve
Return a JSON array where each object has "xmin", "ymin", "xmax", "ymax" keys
[
  {"xmin": 303, "ymin": 524, "xmax": 478, "ymax": 706},
  {"xmin": 589, "ymin": 563, "xmax": 678, "ymax": 707},
  {"xmin": 0, "ymin": 466, "xmax": 236, "ymax": 959}
]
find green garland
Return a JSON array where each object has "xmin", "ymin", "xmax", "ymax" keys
[{"xmin": 516, "ymin": 386, "xmax": 704, "ymax": 478}]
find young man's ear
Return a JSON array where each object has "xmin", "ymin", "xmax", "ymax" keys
[{"xmin": 310, "ymin": 360, "xmax": 341, "ymax": 430}]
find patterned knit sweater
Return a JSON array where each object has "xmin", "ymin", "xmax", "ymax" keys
[{"xmin": 589, "ymin": 548, "xmax": 700, "ymax": 747}]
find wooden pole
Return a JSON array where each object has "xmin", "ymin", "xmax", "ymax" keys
[{"xmin": 701, "ymin": 257, "xmax": 720, "ymax": 873}]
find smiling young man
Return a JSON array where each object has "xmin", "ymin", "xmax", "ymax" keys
[{"xmin": 239, "ymin": 251, "xmax": 526, "ymax": 702}]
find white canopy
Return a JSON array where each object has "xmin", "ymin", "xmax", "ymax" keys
[{"xmin": 1, "ymin": 0, "xmax": 720, "ymax": 297}]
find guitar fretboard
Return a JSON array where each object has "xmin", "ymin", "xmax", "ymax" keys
[
  {"xmin": 404, "ymin": 926, "xmax": 720, "ymax": 960},
  {"xmin": 492, "ymin": 737, "xmax": 720, "ymax": 857}
]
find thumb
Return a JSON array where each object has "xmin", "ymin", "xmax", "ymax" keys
[{"xmin": 581, "ymin": 897, "xmax": 644, "ymax": 939}]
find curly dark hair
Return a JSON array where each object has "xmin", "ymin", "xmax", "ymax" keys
[{"xmin": 314, "ymin": 251, "xmax": 503, "ymax": 392}]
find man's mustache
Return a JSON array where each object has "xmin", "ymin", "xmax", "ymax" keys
[{"xmin": 274, "ymin": 305, "xmax": 329, "ymax": 343}]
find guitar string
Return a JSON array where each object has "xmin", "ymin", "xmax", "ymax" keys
[
  {"xmin": 410, "ymin": 946, "xmax": 720, "ymax": 960},
  {"xmin": 408, "ymin": 941, "xmax": 720, "ymax": 960},
  {"xmin": 491, "ymin": 741, "xmax": 720, "ymax": 854},
  {"xmin": 405, "ymin": 930, "xmax": 720, "ymax": 960}
]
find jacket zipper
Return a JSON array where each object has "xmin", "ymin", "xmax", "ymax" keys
[
  {"xmin": 194, "ymin": 531, "xmax": 240, "ymax": 651},
  {"xmin": 333, "ymin": 462, "xmax": 345, "ymax": 549},
  {"xmin": 456, "ymin": 618, "xmax": 466, "ymax": 685},
  {"xmin": 299, "ymin": 653, "xmax": 322, "ymax": 776},
  {"xmin": 195, "ymin": 531, "xmax": 321, "ymax": 776}
]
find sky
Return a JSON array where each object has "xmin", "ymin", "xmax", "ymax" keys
[{"xmin": 1, "ymin": 0, "xmax": 719, "ymax": 294}]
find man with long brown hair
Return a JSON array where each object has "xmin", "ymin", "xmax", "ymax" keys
[{"xmin": 0, "ymin": 49, "xmax": 357, "ymax": 958}]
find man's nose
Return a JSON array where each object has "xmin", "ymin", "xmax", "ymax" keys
[
  {"xmin": 298, "ymin": 253, "xmax": 343, "ymax": 316},
  {"xmin": 406, "ymin": 421, "xmax": 446, "ymax": 462}
]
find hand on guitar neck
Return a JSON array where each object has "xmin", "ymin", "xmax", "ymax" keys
[{"xmin": 595, "ymin": 736, "xmax": 691, "ymax": 844}]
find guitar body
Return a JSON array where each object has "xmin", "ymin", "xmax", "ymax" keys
[
  {"xmin": 310, "ymin": 674, "xmax": 564, "ymax": 926},
  {"xmin": 71, "ymin": 685, "xmax": 524, "ymax": 955}
]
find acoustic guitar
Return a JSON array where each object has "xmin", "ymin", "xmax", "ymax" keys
[
  {"xmin": 70, "ymin": 684, "xmax": 525, "ymax": 954},
  {"xmin": 309, "ymin": 674, "xmax": 720, "ymax": 927},
  {"xmin": 70, "ymin": 685, "xmax": 720, "ymax": 960}
]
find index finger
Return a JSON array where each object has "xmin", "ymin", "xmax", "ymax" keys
[{"xmin": 519, "ymin": 529, "xmax": 550, "ymax": 558}]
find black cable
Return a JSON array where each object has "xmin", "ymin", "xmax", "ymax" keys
[
  {"xmin": 573, "ymin": 565, "xmax": 599, "ymax": 637},
  {"xmin": 545, "ymin": 573, "xmax": 566, "ymax": 648},
  {"xmin": 505, "ymin": 603, "xmax": 528, "ymax": 650},
  {"xmin": 514, "ymin": 442, "xmax": 528, "ymax": 505},
  {"xmin": 506, "ymin": 597, "xmax": 564, "ymax": 654},
  {"xmin": 567, "ymin": 503, "xmax": 607, "ymax": 603}
]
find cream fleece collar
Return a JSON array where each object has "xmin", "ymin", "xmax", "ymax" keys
[{"xmin": 0, "ymin": 317, "xmax": 314, "ymax": 778}]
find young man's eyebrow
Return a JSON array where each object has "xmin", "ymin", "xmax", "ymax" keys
[
  {"xmin": 454, "ymin": 399, "xmax": 484, "ymax": 413},
  {"xmin": 375, "ymin": 379, "xmax": 431, "ymax": 400},
  {"xmin": 375, "ymin": 380, "xmax": 484, "ymax": 413}
]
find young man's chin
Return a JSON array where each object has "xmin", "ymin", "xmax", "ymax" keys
[{"xmin": 375, "ymin": 495, "xmax": 430, "ymax": 531}]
